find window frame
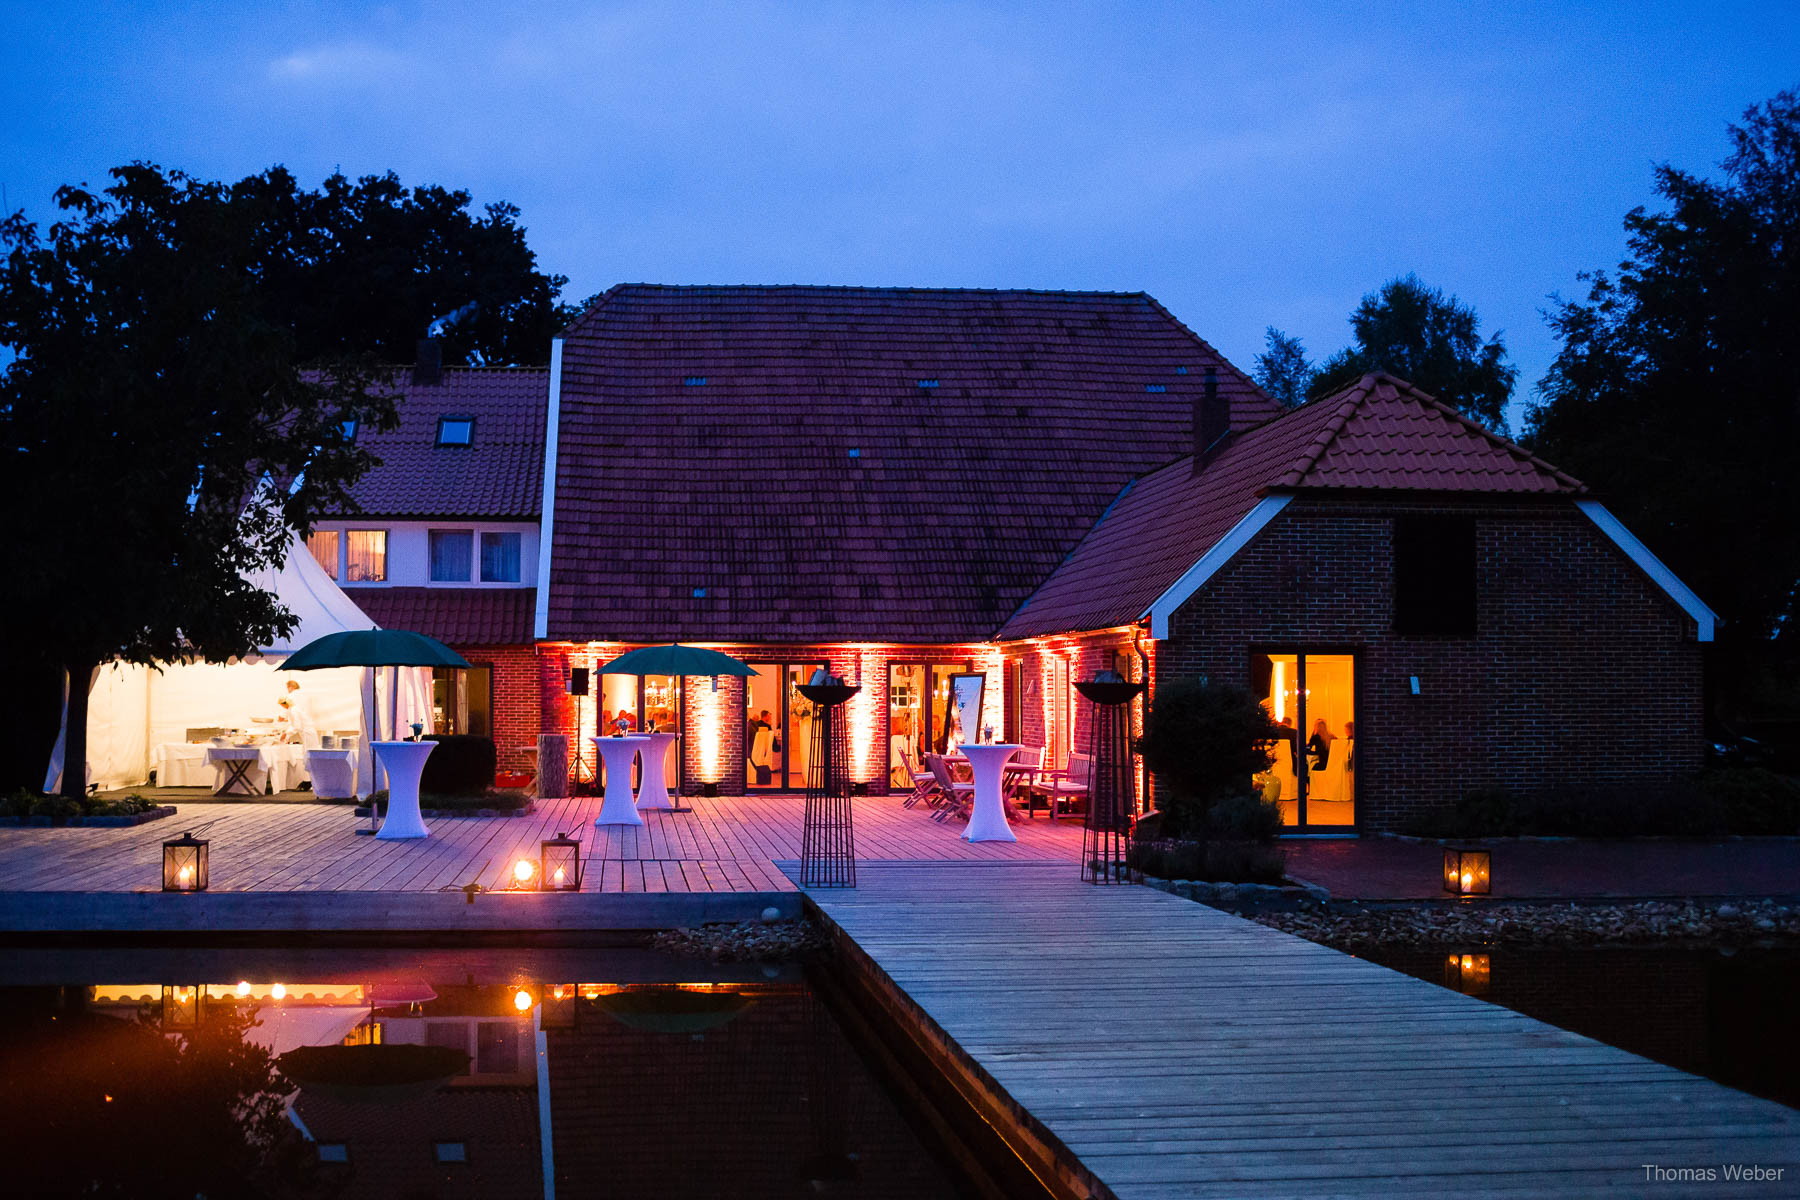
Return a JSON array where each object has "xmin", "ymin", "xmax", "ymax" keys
[
  {"xmin": 479, "ymin": 530, "xmax": 523, "ymax": 583},
  {"xmin": 344, "ymin": 528, "xmax": 389, "ymax": 584},
  {"xmin": 436, "ymin": 415, "xmax": 475, "ymax": 447}
]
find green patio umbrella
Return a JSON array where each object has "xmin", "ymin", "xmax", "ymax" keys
[
  {"xmin": 597, "ymin": 643, "xmax": 758, "ymax": 678},
  {"xmin": 280, "ymin": 629, "xmax": 471, "ymax": 671}
]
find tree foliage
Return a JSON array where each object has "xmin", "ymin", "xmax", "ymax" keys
[
  {"xmin": 1253, "ymin": 326, "xmax": 1313, "ymax": 407},
  {"xmin": 0, "ymin": 164, "xmax": 402, "ymax": 793},
  {"xmin": 1136, "ymin": 678, "xmax": 1279, "ymax": 838},
  {"xmin": 1524, "ymin": 89, "xmax": 1800, "ymax": 708},
  {"xmin": 1308, "ymin": 274, "xmax": 1517, "ymax": 428}
]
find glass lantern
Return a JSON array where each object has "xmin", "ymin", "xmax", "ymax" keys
[
  {"xmin": 161, "ymin": 984, "xmax": 203, "ymax": 1030},
  {"xmin": 162, "ymin": 832, "xmax": 210, "ymax": 892},
  {"xmin": 540, "ymin": 832, "xmax": 582, "ymax": 891},
  {"xmin": 1442, "ymin": 847, "xmax": 1490, "ymax": 895}
]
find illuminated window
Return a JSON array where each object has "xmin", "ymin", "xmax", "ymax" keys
[
  {"xmin": 436, "ymin": 416, "xmax": 474, "ymax": 446},
  {"xmin": 306, "ymin": 530, "xmax": 340, "ymax": 579},
  {"xmin": 345, "ymin": 530, "xmax": 387, "ymax": 582}
]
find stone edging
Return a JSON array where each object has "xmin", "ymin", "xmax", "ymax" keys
[
  {"xmin": 1141, "ymin": 874, "xmax": 1328, "ymax": 912},
  {"xmin": 0, "ymin": 805, "xmax": 178, "ymax": 828}
]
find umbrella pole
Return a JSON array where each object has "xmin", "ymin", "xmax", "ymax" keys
[{"xmin": 357, "ymin": 667, "xmax": 378, "ymax": 836}]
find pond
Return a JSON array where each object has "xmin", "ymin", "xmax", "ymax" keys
[
  {"xmin": 0, "ymin": 945, "xmax": 980, "ymax": 1199},
  {"xmin": 1361, "ymin": 944, "xmax": 1800, "ymax": 1109}
]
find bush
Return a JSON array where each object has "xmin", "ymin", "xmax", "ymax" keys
[
  {"xmin": 1128, "ymin": 837, "xmax": 1287, "ymax": 884},
  {"xmin": 1699, "ymin": 767, "xmax": 1800, "ymax": 834},
  {"xmin": 1135, "ymin": 679, "xmax": 1278, "ymax": 838},
  {"xmin": 3, "ymin": 790, "xmax": 159, "ymax": 822},
  {"xmin": 419, "ymin": 735, "xmax": 496, "ymax": 796}
]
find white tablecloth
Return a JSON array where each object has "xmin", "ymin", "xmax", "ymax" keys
[{"xmin": 152, "ymin": 743, "xmax": 311, "ymax": 792}]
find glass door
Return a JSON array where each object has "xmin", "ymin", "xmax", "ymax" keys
[
  {"xmin": 594, "ymin": 673, "xmax": 685, "ymax": 792},
  {"xmin": 744, "ymin": 661, "xmax": 825, "ymax": 790},
  {"xmin": 1252, "ymin": 651, "xmax": 1356, "ymax": 829}
]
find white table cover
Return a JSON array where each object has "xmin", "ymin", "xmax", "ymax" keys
[
  {"xmin": 157, "ymin": 743, "xmax": 311, "ymax": 792},
  {"xmin": 593, "ymin": 735, "xmax": 648, "ymax": 826},
  {"xmin": 373, "ymin": 740, "xmax": 434, "ymax": 840},
  {"xmin": 634, "ymin": 731, "xmax": 679, "ymax": 810},
  {"xmin": 307, "ymin": 748, "xmax": 357, "ymax": 799},
  {"xmin": 959, "ymin": 743, "xmax": 1020, "ymax": 843}
]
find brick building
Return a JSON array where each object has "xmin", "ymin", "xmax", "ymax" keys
[{"xmin": 323, "ymin": 287, "xmax": 1713, "ymax": 833}]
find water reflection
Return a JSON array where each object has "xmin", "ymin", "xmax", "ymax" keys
[
  {"xmin": 0, "ymin": 949, "xmax": 960, "ymax": 1199},
  {"xmin": 1365, "ymin": 945, "xmax": 1800, "ymax": 1110}
]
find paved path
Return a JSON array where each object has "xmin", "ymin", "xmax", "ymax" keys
[
  {"xmin": 1285, "ymin": 837, "xmax": 1800, "ymax": 900},
  {"xmin": 807, "ymin": 864, "xmax": 1800, "ymax": 1199}
]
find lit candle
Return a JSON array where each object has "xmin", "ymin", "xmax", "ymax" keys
[
  {"xmin": 552, "ymin": 865, "xmax": 566, "ymax": 886},
  {"xmin": 177, "ymin": 864, "xmax": 193, "ymax": 887},
  {"xmin": 1461, "ymin": 871, "xmax": 1472, "ymax": 891}
]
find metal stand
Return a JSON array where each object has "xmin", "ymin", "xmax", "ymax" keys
[
  {"xmin": 1075, "ymin": 677, "xmax": 1145, "ymax": 884},
  {"xmin": 797, "ymin": 683, "xmax": 860, "ymax": 888}
]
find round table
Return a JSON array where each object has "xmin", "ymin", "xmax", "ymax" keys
[
  {"xmin": 592, "ymin": 735, "xmax": 649, "ymax": 826},
  {"xmin": 373, "ymin": 740, "xmax": 435, "ymax": 840},
  {"xmin": 634, "ymin": 731, "xmax": 680, "ymax": 810},
  {"xmin": 959, "ymin": 743, "xmax": 1021, "ymax": 843}
]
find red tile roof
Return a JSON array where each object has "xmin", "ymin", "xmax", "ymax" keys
[
  {"xmin": 546, "ymin": 285, "xmax": 1280, "ymax": 643},
  {"xmin": 350, "ymin": 587, "xmax": 535, "ymax": 645},
  {"xmin": 997, "ymin": 373, "xmax": 1586, "ymax": 639},
  {"xmin": 335, "ymin": 367, "xmax": 548, "ymax": 518}
]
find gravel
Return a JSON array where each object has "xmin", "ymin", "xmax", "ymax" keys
[
  {"xmin": 1256, "ymin": 898, "xmax": 1800, "ymax": 951},
  {"xmin": 649, "ymin": 919, "xmax": 834, "ymax": 963}
]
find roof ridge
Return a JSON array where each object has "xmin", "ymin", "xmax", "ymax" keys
[
  {"xmin": 1270, "ymin": 379, "xmax": 1373, "ymax": 488},
  {"xmin": 599, "ymin": 282, "xmax": 1157, "ymax": 299}
]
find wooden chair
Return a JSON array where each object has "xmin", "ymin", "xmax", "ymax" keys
[
  {"xmin": 1039, "ymin": 751, "xmax": 1092, "ymax": 821},
  {"xmin": 1005, "ymin": 747, "xmax": 1045, "ymax": 817},
  {"xmin": 925, "ymin": 753, "xmax": 974, "ymax": 822}
]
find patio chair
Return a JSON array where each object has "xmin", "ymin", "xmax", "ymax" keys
[
  {"xmin": 925, "ymin": 753, "xmax": 973, "ymax": 823},
  {"xmin": 1005, "ymin": 746, "xmax": 1045, "ymax": 816},
  {"xmin": 1039, "ymin": 751, "xmax": 1092, "ymax": 821}
]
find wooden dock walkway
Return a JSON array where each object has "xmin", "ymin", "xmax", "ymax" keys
[{"xmin": 806, "ymin": 863, "xmax": 1800, "ymax": 1199}]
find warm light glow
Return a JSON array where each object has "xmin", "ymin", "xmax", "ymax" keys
[
  {"xmin": 513, "ymin": 988, "xmax": 534, "ymax": 1012},
  {"xmin": 513, "ymin": 858, "xmax": 536, "ymax": 884},
  {"xmin": 271, "ymin": 983, "xmax": 286, "ymax": 1000},
  {"xmin": 236, "ymin": 981, "xmax": 251, "ymax": 998},
  {"xmin": 552, "ymin": 865, "xmax": 566, "ymax": 886},
  {"xmin": 177, "ymin": 864, "xmax": 193, "ymax": 887},
  {"xmin": 552, "ymin": 985, "xmax": 568, "ymax": 1001},
  {"xmin": 691, "ymin": 673, "xmax": 726, "ymax": 783}
]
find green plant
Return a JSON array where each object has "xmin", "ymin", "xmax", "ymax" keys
[
  {"xmin": 419, "ymin": 735, "xmax": 497, "ymax": 796},
  {"xmin": 1699, "ymin": 767, "xmax": 1800, "ymax": 834},
  {"xmin": 1135, "ymin": 678, "xmax": 1277, "ymax": 838},
  {"xmin": 1128, "ymin": 837, "xmax": 1287, "ymax": 884}
]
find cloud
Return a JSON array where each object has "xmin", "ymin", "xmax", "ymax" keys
[{"xmin": 267, "ymin": 42, "xmax": 412, "ymax": 84}]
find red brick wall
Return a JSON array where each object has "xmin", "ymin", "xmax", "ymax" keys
[{"xmin": 1158, "ymin": 498, "xmax": 1705, "ymax": 831}]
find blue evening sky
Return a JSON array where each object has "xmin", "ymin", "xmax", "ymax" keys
[{"xmin": 4, "ymin": 2, "xmax": 1796, "ymax": 429}]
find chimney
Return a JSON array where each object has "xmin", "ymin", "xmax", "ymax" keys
[
  {"xmin": 1194, "ymin": 366, "xmax": 1228, "ymax": 471},
  {"xmin": 412, "ymin": 337, "xmax": 442, "ymax": 387}
]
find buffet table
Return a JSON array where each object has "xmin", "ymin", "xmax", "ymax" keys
[{"xmin": 153, "ymin": 742, "xmax": 311, "ymax": 793}]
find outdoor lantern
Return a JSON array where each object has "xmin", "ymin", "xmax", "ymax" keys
[
  {"xmin": 512, "ymin": 987, "xmax": 535, "ymax": 1014},
  {"xmin": 510, "ymin": 857, "xmax": 538, "ymax": 888},
  {"xmin": 540, "ymin": 832, "xmax": 582, "ymax": 891},
  {"xmin": 1443, "ymin": 952, "xmax": 1492, "ymax": 996},
  {"xmin": 1442, "ymin": 847, "xmax": 1491, "ymax": 895},
  {"xmin": 161, "ymin": 984, "xmax": 203, "ymax": 1030},
  {"xmin": 540, "ymin": 983, "xmax": 578, "ymax": 1030},
  {"xmin": 162, "ymin": 831, "xmax": 210, "ymax": 892}
]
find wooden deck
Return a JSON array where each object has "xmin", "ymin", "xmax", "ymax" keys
[
  {"xmin": 807, "ymin": 864, "xmax": 1800, "ymax": 1200},
  {"xmin": 0, "ymin": 794, "xmax": 1082, "ymax": 895}
]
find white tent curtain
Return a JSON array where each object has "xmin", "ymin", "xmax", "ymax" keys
[{"xmin": 44, "ymin": 536, "xmax": 432, "ymax": 797}]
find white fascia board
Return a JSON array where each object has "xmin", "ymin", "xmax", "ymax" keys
[
  {"xmin": 1144, "ymin": 495, "xmax": 1292, "ymax": 639},
  {"xmin": 1575, "ymin": 498, "xmax": 1716, "ymax": 641},
  {"xmin": 533, "ymin": 339, "xmax": 564, "ymax": 641}
]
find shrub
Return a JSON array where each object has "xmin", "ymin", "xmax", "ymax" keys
[
  {"xmin": 1699, "ymin": 767, "xmax": 1800, "ymax": 834},
  {"xmin": 1128, "ymin": 837, "xmax": 1287, "ymax": 884},
  {"xmin": 1136, "ymin": 679, "xmax": 1278, "ymax": 838},
  {"xmin": 419, "ymin": 735, "xmax": 496, "ymax": 796}
]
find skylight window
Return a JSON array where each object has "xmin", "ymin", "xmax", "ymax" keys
[
  {"xmin": 1145, "ymin": 384, "xmax": 1167, "ymax": 393},
  {"xmin": 1175, "ymin": 366, "xmax": 1189, "ymax": 375},
  {"xmin": 692, "ymin": 587, "xmax": 707, "ymax": 599},
  {"xmin": 916, "ymin": 378, "xmax": 939, "ymax": 388},
  {"xmin": 847, "ymin": 448, "xmax": 861, "ymax": 458},
  {"xmin": 683, "ymin": 376, "xmax": 707, "ymax": 386},
  {"xmin": 436, "ymin": 416, "xmax": 474, "ymax": 446},
  {"xmin": 340, "ymin": 418, "xmax": 358, "ymax": 440}
]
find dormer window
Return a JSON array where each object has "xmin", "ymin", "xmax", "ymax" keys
[
  {"xmin": 340, "ymin": 418, "xmax": 358, "ymax": 440},
  {"xmin": 436, "ymin": 416, "xmax": 474, "ymax": 446}
]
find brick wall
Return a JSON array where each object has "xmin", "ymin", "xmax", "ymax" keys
[{"xmin": 1159, "ymin": 497, "xmax": 1704, "ymax": 831}]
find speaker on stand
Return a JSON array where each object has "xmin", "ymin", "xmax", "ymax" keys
[{"xmin": 569, "ymin": 668, "xmax": 592, "ymax": 794}]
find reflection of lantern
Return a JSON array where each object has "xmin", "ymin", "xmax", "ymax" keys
[
  {"xmin": 161, "ymin": 984, "xmax": 203, "ymax": 1030},
  {"xmin": 1443, "ymin": 952, "xmax": 1491, "ymax": 995},
  {"xmin": 512, "ymin": 987, "xmax": 534, "ymax": 1013},
  {"xmin": 162, "ymin": 832, "xmax": 209, "ymax": 892},
  {"xmin": 1442, "ymin": 847, "xmax": 1491, "ymax": 895},
  {"xmin": 540, "ymin": 983, "xmax": 578, "ymax": 1030},
  {"xmin": 540, "ymin": 832, "xmax": 582, "ymax": 891}
]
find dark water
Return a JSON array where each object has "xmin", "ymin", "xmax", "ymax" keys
[
  {"xmin": 1361, "ymin": 944, "xmax": 1800, "ymax": 1109},
  {"xmin": 0, "ymin": 947, "xmax": 967, "ymax": 1200}
]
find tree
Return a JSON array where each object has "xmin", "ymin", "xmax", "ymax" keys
[
  {"xmin": 1308, "ymin": 274, "xmax": 1517, "ymax": 428},
  {"xmin": 1525, "ymin": 89, "xmax": 1800, "ymax": 715},
  {"xmin": 1253, "ymin": 326, "xmax": 1313, "ymax": 407},
  {"xmin": 1135, "ymin": 678, "xmax": 1278, "ymax": 838},
  {"xmin": 0, "ymin": 164, "xmax": 399, "ymax": 796},
  {"xmin": 224, "ymin": 166, "xmax": 568, "ymax": 366}
]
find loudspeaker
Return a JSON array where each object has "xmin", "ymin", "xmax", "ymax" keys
[{"xmin": 569, "ymin": 667, "xmax": 589, "ymax": 696}]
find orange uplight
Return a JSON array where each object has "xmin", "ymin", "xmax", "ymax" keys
[
  {"xmin": 236, "ymin": 981, "xmax": 251, "ymax": 998},
  {"xmin": 271, "ymin": 983, "xmax": 286, "ymax": 1000},
  {"xmin": 513, "ymin": 988, "xmax": 534, "ymax": 1012},
  {"xmin": 513, "ymin": 858, "xmax": 536, "ymax": 884}
]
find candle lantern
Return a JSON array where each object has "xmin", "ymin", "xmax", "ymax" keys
[
  {"xmin": 540, "ymin": 983, "xmax": 579, "ymax": 1030},
  {"xmin": 161, "ymin": 984, "xmax": 204, "ymax": 1030},
  {"xmin": 1442, "ymin": 952, "xmax": 1491, "ymax": 996},
  {"xmin": 540, "ymin": 832, "xmax": 583, "ymax": 891},
  {"xmin": 162, "ymin": 831, "xmax": 210, "ymax": 892},
  {"xmin": 1442, "ymin": 847, "xmax": 1491, "ymax": 896},
  {"xmin": 1073, "ymin": 670, "xmax": 1146, "ymax": 884}
]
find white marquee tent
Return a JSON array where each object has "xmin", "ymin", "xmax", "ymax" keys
[{"xmin": 45, "ymin": 538, "xmax": 431, "ymax": 796}]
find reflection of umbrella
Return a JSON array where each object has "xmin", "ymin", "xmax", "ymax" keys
[
  {"xmin": 595, "ymin": 988, "xmax": 753, "ymax": 1034},
  {"xmin": 281, "ymin": 630, "xmax": 471, "ymax": 804},
  {"xmin": 277, "ymin": 1043, "xmax": 469, "ymax": 1106}
]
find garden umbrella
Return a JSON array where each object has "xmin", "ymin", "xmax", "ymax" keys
[
  {"xmin": 594, "ymin": 644, "xmax": 757, "ymax": 810},
  {"xmin": 280, "ymin": 630, "xmax": 471, "ymax": 798}
]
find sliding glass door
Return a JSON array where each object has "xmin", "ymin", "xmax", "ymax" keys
[
  {"xmin": 1252, "ymin": 650, "xmax": 1356, "ymax": 829},
  {"xmin": 745, "ymin": 661, "xmax": 825, "ymax": 790}
]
